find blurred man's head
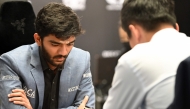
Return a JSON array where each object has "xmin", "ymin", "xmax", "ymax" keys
[
  {"xmin": 34, "ymin": 2, "xmax": 83, "ymax": 70},
  {"xmin": 118, "ymin": 21, "xmax": 129, "ymax": 43},
  {"xmin": 118, "ymin": 20, "xmax": 131, "ymax": 56},
  {"xmin": 121, "ymin": 0, "xmax": 178, "ymax": 48}
]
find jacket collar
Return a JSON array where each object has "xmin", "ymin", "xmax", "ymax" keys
[{"xmin": 30, "ymin": 43, "xmax": 45, "ymax": 108}]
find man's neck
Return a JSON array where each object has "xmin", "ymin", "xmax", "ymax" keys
[{"xmin": 145, "ymin": 24, "xmax": 175, "ymax": 42}]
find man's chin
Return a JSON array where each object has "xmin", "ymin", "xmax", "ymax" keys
[{"xmin": 53, "ymin": 62, "xmax": 64, "ymax": 67}]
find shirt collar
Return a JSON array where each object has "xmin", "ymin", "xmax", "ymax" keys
[{"xmin": 150, "ymin": 28, "xmax": 179, "ymax": 42}]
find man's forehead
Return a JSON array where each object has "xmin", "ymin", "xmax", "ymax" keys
[
  {"xmin": 59, "ymin": 36, "xmax": 75, "ymax": 44},
  {"xmin": 59, "ymin": 40, "xmax": 70, "ymax": 44}
]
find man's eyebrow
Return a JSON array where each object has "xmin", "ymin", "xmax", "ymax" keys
[
  {"xmin": 49, "ymin": 39, "xmax": 76, "ymax": 44},
  {"xmin": 49, "ymin": 40, "xmax": 61, "ymax": 44},
  {"xmin": 69, "ymin": 40, "xmax": 75, "ymax": 43}
]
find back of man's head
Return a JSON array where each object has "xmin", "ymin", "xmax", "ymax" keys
[{"xmin": 121, "ymin": 0, "xmax": 176, "ymax": 38}]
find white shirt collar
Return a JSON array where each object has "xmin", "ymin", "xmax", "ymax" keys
[{"xmin": 150, "ymin": 28, "xmax": 179, "ymax": 42}]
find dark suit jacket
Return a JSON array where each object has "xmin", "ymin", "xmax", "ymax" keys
[{"xmin": 168, "ymin": 56, "xmax": 190, "ymax": 109}]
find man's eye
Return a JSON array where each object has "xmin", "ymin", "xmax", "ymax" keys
[
  {"xmin": 51, "ymin": 43, "xmax": 59, "ymax": 46},
  {"xmin": 68, "ymin": 43, "xmax": 74, "ymax": 46}
]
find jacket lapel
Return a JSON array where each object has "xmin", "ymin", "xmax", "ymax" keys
[
  {"xmin": 59, "ymin": 50, "xmax": 72, "ymax": 107},
  {"xmin": 30, "ymin": 43, "xmax": 45, "ymax": 108}
]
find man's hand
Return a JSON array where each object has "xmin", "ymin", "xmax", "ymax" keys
[
  {"xmin": 78, "ymin": 96, "xmax": 91, "ymax": 109},
  {"xmin": 8, "ymin": 89, "xmax": 33, "ymax": 109}
]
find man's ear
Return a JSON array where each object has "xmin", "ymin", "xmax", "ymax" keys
[
  {"xmin": 129, "ymin": 24, "xmax": 140, "ymax": 42},
  {"xmin": 34, "ymin": 33, "xmax": 41, "ymax": 46},
  {"xmin": 175, "ymin": 23, "xmax": 179, "ymax": 32}
]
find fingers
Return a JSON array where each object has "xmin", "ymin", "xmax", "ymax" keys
[
  {"xmin": 8, "ymin": 89, "xmax": 27, "ymax": 103},
  {"xmin": 9, "ymin": 97, "xmax": 23, "ymax": 102},
  {"xmin": 12, "ymin": 100, "xmax": 25, "ymax": 106},
  {"xmin": 8, "ymin": 92, "xmax": 23, "ymax": 97},
  {"xmin": 77, "ymin": 96, "xmax": 89, "ymax": 109},
  {"xmin": 9, "ymin": 97, "xmax": 22, "ymax": 101},
  {"xmin": 12, "ymin": 89, "xmax": 25, "ymax": 94},
  {"xmin": 8, "ymin": 89, "xmax": 26, "ymax": 98},
  {"xmin": 8, "ymin": 94, "xmax": 26, "ymax": 105},
  {"xmin": 81, "ymin": 96, "xmax": 89, "ymax": 106},
  {"xmin": 8, "ymin": 93, "xmax": 25, "ymax": 99},
  {"xmin": 7, "ymin": 89, "xmax": 32, "ymax": 109}
]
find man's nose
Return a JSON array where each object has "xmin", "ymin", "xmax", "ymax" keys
[{"xmin": 58, "ymin": 45, "xmax": 68, "ymax": 56}]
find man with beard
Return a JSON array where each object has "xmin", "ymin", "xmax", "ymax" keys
[{"xmin": 0, "ymin": 2, "xmax": 95, "ymax": 109}]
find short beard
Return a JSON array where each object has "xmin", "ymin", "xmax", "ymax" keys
[{"xmin": 41, "ymin": 42, "xmax": 65, "ymax": 68}]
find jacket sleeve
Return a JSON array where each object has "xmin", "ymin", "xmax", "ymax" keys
[
  {"xmin": 103, "ymin": 58, "xmax": 145, "ymax": 109},
  {"xmin": 60, "ymin": 52, "xmax": 95, "ymax": 109},
  {"xmin": 0, "ymin": 54, "xmax": 27, "ymax": 109}
]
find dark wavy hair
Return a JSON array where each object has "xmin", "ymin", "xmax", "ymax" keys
[
  {"xmin": 35, "ymin": 2, "xmax": 84, "ymax": 39},
  {"xmin": 121, "ymin": 0, "xmax": 176, "ymax": 38}
]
